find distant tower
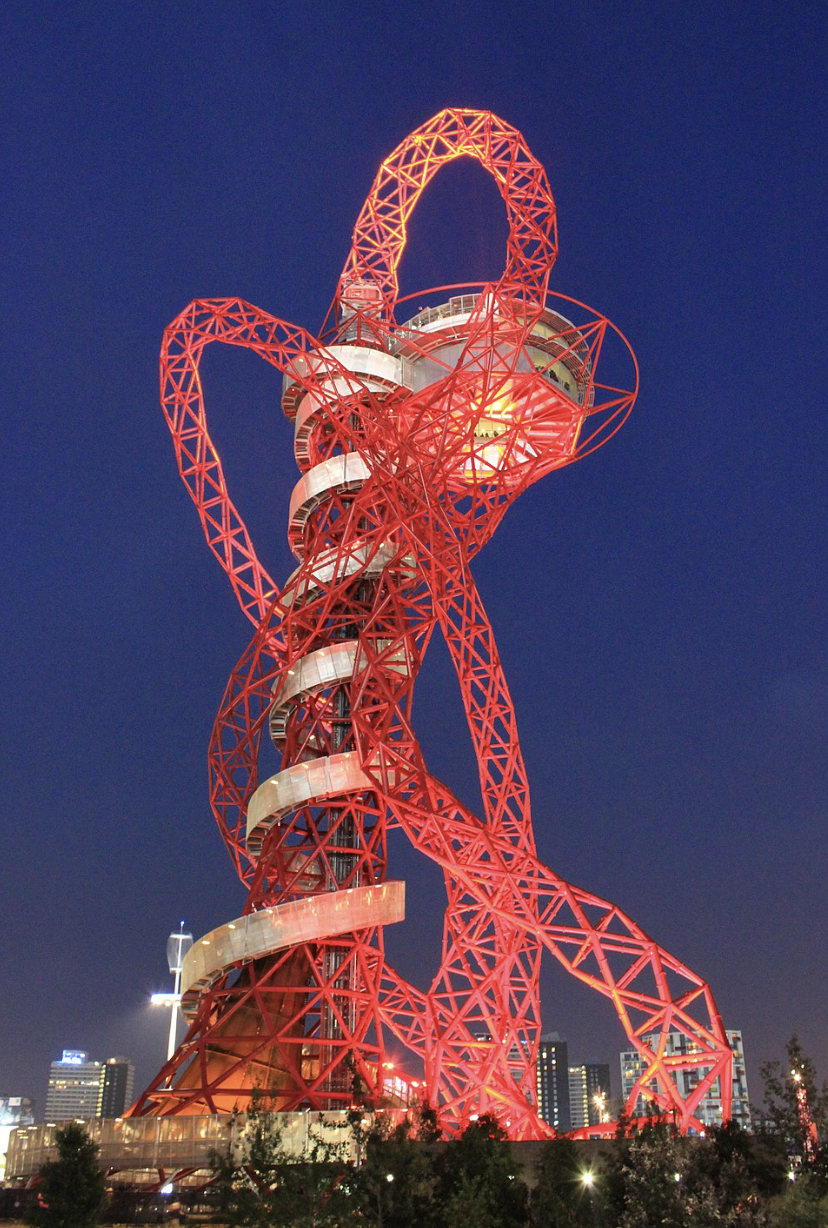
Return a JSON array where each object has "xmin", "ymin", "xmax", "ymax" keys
[
  {"xmin": 98, "ymin": 1058, "xmax": 135, "ymax": 1119},
  {"xmin": 44, "ymin": 1052, "xmax": 101, "ymax": 1121},
  {"xmin": 536, "ymin": 1033, "xmax": 571, "ymax": 1132},
  {"xmin": 569, "ymin": 1061, "xmax": 611, "ymax": 1130},
  {"xmin": 44, "ymin": 1051, "xmax": 135, "ymax": 1122}
]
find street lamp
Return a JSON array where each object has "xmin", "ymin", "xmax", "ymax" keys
[
  {"xmin": 581, "ymin": 1168, "xmax": 596, "ymax": 1215},
  {"xmin": 150, "ymin": 922, "xmax": 193, "ymax": 1061},
  {"xmin": 593, "ymin": 1091, "xmax": 610, "ymax": 1124}
]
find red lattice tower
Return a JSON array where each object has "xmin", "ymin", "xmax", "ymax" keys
[
  {"xmin": 130, "ymin": 109, "xmax": 733, "ymax": 1136},
  {"xmin": 793, "ymin": 1065, "xmax": 819, "ymax": 1162}
]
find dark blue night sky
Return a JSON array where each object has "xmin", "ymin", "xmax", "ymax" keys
[{"xmin": 2, "ymin": 0, "xmax": 826, "ymax": 1115}]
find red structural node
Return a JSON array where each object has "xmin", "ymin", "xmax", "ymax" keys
[{"xmin": 130, "ymin": 108, "xmax": 733, "ymax": 1136}]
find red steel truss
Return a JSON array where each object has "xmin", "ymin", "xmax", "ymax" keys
[
  {"xmin": 130, "ymin": 108, "xmax": 733, "ymax": 1136},
  {"xmin": 793, "ymin": 1065, "xmax": 819, "ymax": 1162}
]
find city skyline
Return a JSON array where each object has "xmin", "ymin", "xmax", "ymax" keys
[
  {"xmin": 2, "ymin": 0, "xmax": 826, "ymax": 1110},
  {"xmin": 9, "ymin": 1022, "xmax": 743, "ymax": 1128}
]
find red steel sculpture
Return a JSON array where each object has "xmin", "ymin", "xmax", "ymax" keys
[{"xmin": 131, "ymin": 109, "xmax": 733, "ymax": 1136}]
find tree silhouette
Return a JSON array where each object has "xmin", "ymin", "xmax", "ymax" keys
[
  {"xmin": 25, "ymin": 1122, "xmax": 106, "ymax": 1228},
  {"xmin": 530, "ymin": 1134, "xmax": 599, "ymax": 1227},
  {"xmin": 760, "ymin": 1035, "xmax": 828, "ymax": 1161},
  {"xmin": 209, "ymin": 1087, "xmax": 349, "ymax": 1227},
  {"xmin": 435, "ymin": 1114, "xmax": 528, "ymax": 1228}
]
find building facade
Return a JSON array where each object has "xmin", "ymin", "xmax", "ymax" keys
[
  {"xmin": 98, "ymin": 1058, "xmax": 135, "ymax": 1119},
  {"xmin": 536, "ymin": 1032, "xmax": 571, "ymax": 1132},
  {"xmin": 0, "ymin": 1097, "xmax": 35, "ymax": 1182},
  {"xmin": 620, "ymin": 1030, "xmax": 750, "ymax": 1130},
  {"xmin": 569, "ymin": 1061, "xmax": 612, "ymax": 1130},
  {"xmin": 45, "ymin": 1052, "xmax": 102, "ymax": 1121},
  {"xmin": 44, "ymin": 1051, "xmax": 135, "ymax": 1122}
]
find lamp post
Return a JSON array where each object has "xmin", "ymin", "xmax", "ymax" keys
[
  {"xmin": 593, "ymin": 1091, "xmax": 610, "ymax": 1124},
  {"xmin": 150, "ymin": 922, "xmax": 193, "ymax": 1061},
  {"xmin": 581, "ymin": 1169, "xmax": 596, "ymax": 1217}
]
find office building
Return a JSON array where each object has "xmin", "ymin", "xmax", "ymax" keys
[
  {"xmin": 536, "ymin": 1032, "xmax": 570, "ymax": 1132},
  {"xmin": 569, "ymin": 1061, "xmax": 612, "ymax": 1130},
  {"xmin": 44, "ymin": 1050, "xmax": 135, "ymax": 1122},
  {"xmin": 620, "ymin": 1029, "xmax": 750, "ymax": 1129},
  {"xmin": 45, "ymin": 1051, "xmax": 102, "ymax": 1121},
  {"xmin": 0, "ymin": 1097, "xmax": 35, "ymax": 1182},
  {"xmin": 97, "ymin": 1057, "xmax": 135, "ymax": 1118}
]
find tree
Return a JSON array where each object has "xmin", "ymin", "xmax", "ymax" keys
[
  {"xmin": 434, "ymin": 1114, "xmax": 528, "ymax": 1228},
  {"xmin": 25, "ymin": 1122, "xmax": 106, "ymax": 1228},
  {"xmin": 679, "ymin": 1121, "xmax": 787, "ymax": 1227},
  {"xmin": 759, "ymin": 1035, "xmax": 828, "ymax": 1160},
  {"xmin": 597, "ymin": 1110, "xmax": 637, "ymax": 1227},
  {"xmin": 603, "ymin": 1118, "xmax": 734, "ymax": 1228},
  {"xmin": 209, "ymin": 1087, "xmax": 350, "ymax": 1227},
  {"xmin": 346, "ymin": 1103, "xmax": 442, "ymax": 1228},
  {"xmin": 705, "ymin": 1120, "xmax": 787, "ymax": 1214},
  {"xmin": 530, "ymin": 1135, "xmax": 601, "ymax": 1228},
  {"xmin": 615, "ymin": 1120, "xmax": 690, "ymax": 1228},
  {"xmin": 766, "ymin": 1174, "xmax": 828, "ymax": 1228}
]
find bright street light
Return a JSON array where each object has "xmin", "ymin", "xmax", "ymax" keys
[
  {"xmin": 150, "ymin": 992, "xmax": 181, "ymax": 1007},
  {"xmin": 150, "ymin": 922, "xmax": 193, "ymax": 1061}
]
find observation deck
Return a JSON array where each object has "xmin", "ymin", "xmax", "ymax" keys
[{"xmin": 393, "ymin": 293, "xmax": 593, "ymax": 409}]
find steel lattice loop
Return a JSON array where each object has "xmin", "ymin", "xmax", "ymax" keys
[{"xmin": 131, "ymin": 109, "xmax": 733, "ymax": 1138}]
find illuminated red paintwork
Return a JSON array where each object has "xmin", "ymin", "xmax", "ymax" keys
[
  {"xmin": 130, "ymin": 108, "xmax": 732, "ymax": 1137},
  {"xmin": 793, "ymin": 1067, "xmax": 819, "ymax": 1161}
]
